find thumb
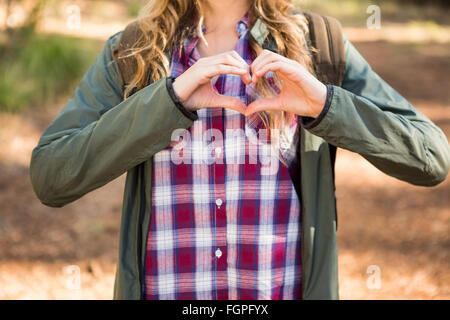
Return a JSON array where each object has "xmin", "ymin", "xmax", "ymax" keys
[
  {"xmin": 210, "ymin": 93, "xmax": 247, "ymax": 114},
  {"xmin": 245, "ymin": 97, "xmax": 280, "ymax": 116}
]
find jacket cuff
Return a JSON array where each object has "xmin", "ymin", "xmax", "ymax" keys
[
  {"xmin": 166, "ymin": 76, "xmax": 198, "ymax": 121},
  {"xmin": 300, "ymin": 84, "xmax": 334, "ymax": 129}
]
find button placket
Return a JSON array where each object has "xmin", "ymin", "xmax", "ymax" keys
[{"xmin": 209, "ymin": 85, "xmax": 227, "ymax": 298}]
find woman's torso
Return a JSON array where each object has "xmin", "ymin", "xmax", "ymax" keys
[{"xmin": 145, "ymin": 12, "xmax": 303, "ymax": 300}]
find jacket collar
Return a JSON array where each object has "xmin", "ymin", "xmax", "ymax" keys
[
  {"xmin": 249, "ymin": 8, "xmax": 303, "ymax": 53},
  {"xmin": 249, "ymin": 17, "xmax": 278, "ymax": 52}
]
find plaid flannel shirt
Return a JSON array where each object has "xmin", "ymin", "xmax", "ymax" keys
[{"xmin": 145, "ymin": 11, "xmax": 302, "ymax": 300}]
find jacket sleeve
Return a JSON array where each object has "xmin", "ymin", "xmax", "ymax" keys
[
  {"xmin": 301, "ymin": 34, "xmax": 450, "ymax": 186},
  {"xmin": 29, "ymin": 32, "xmax": 196, "ymax": 207}
]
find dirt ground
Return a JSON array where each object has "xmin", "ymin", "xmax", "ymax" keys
[{"xmin": 0, "ymin": 30, "xmax": 449, "ymax": 299}]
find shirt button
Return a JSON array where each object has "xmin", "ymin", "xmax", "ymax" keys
[
  {"xmin": 215, "ymin": 248, "xmax": 222, "ymax": 258},
  {"xmin": 215, "ymin": 198, "xmax": 223, "ymax": 208}
]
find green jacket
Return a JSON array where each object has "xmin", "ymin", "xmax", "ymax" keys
[{"xmin": 29, "ymin": 17, "xmax": 449, "ymax": 300}]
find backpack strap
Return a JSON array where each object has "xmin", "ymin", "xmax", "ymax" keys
[
  {"xmin": 297, "ymin": 11, "xmax": 346, "ymax": 228},
  {"xmin": 302, "ymin": 11, "xmax": 346, "ymax": 86}
]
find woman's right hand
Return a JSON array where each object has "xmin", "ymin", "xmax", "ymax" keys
[{"xmin": 172, "ymin": 50, "xmax": 252, "ymax": 114}]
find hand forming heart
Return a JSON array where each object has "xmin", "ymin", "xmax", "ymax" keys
[
  {"xmin": 246, "ymin": 49, "xmax": 327, "ymax": 118},
  {"xmin": 172, "ymin": 49, "xmax": 327, "ymax": 119}
]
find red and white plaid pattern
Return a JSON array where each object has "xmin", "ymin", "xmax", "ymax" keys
[{"xmin": 145, "ymin": 11, "xmax": 302, "ymax": 300}]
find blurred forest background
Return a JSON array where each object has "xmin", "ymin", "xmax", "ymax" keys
[{"xmin": 0, "ymin": 0, "xmax": 449, "ymax": 299}]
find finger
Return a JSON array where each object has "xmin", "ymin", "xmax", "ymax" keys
[
  {"xmin": 229, "ymin": 51, "xmax": 252, "ymax": 84},
  {"xmin": 209, "ymin": 93, "xmax": 247, "ymax": 114},
  {"xmin": 216, "ymin": 51, "xmax": 251, "ymax": 84},
  {"xmin": 207, "ymin": 64, "xmax": 246, "ymax": 78},
  {"xmin": 206, "ymin": 52, "xmax": 251, "ymax": 85},
  {"xmin": 251, "ymin": 61, "xmax": 290, "ymax": 84},
  {"xmin": 250, "ymin": 50, "xmax": 280, "ymax": 81},
  {"xmin": 212, "ymin": 51, "xmax": 248, "ymax": 70},
  {"xmin": 229, "ymin": 50, "xmax": 248, "ymax": 68},
  {"xmin": 203, "ymin": 51, "xmax": 251, "ymax": 85},
  {"xmin": 251, "ymin": 51, "xmax": 292, "ymax": 83},
  {"xmin": 208, "ymin": 64, "xmax": 251, "ymax": 86},
  {"xmin": 244, "ymin": 96, "xmax": 282, "ymax": 116}
]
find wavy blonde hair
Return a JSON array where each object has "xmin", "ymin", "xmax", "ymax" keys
[{"xmin": 118, "ymin": 0, "xmax": 314, "ymax": 143}]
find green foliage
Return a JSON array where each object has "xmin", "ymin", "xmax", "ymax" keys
[
  {"xmin": 126, "ymin": 0, "xmax": 144, "ymax": 18},
  {"xmin": 0, "ymin": 34, "xmax": 98, "ymax": 112},
  {"xmin": 0, "ymin": 0, "xmax": 100, "ymax": 112}
]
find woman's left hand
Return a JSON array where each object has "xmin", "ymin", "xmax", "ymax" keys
[{"xmin": 245, "ymin": 49, "xmax": 328, "ymax": 118}]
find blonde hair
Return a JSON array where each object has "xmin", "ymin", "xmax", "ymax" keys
[{"xmin": 118, "ymin": 0, "xmax": 314, "ymax": 146}]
